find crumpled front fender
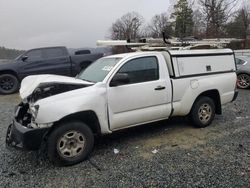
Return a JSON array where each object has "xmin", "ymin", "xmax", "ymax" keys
[{"xmin": 33, "ymin": 83, "xmax": 111, "ymax": 134}]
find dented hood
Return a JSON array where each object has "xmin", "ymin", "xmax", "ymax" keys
[{"xmin": 20, "ymin": 74, "xmax": 93, "ymax": 99}]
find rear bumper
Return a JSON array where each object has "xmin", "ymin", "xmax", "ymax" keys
[{"xmin": 6, "ymin": 120, "xmax": 50, "ymax": 150}]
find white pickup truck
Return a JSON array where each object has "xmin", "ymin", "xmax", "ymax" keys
[{"xmin": 6, "ymin": 49, "xmax": 238, "ymax": 165}]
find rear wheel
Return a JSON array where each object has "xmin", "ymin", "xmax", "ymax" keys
[
  {"xmin": 237, "ymin": 74, "xmax": 250, "ymax": 89},
  {"xmin": 0, "ymin": 74, "xmax": 19, "ymax": 94},
  {"xmin": 47, "ymin": 121, "xmax": 94, "ymax": 166},
  {"xmin": 190, "ymin": 97, "xmax": 215, "ymax": 128}
]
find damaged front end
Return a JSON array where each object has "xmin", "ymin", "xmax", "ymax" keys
[
  {"xmin": 27, "ymin": 82, "xmax": 89, "ymax": 103},
  {"xmin": 6, "ymin": 102, "xmax": 50, "ymax": 150},
  {"xmin": 6, "ymin": 81, "xmax": 92, "ymax": 150}
]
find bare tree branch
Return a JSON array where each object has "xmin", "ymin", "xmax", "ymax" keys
[
  {"xmin": 110, "ymin": 12, "xmax": 144, "ymax": 40},
  {"xmin": 198, "ymin": 0, "xmax": 239, "ymax": 38},
  {"xmin": 147, "ymin": 13, "xmax": 173, "ymax": 38}
]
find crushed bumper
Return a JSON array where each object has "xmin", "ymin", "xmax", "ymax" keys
[{"xmin": 6, "ymin": 120, "xmax": 50, "ymax": 150}]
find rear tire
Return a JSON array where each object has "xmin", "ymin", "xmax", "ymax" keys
[
  {"xmin": 190, "ymin": 97, "xmax": 215, "ymax": 128},
  {"xmin": 47, "ymin": 121, "xmax": 94, "ymax": 166},
  {"xmin": 0, "ymin": 74, "xmax": 19, "ymax": 94},
  {"xmin": 237, "ymin": 74, "xmax": 250, "ymax": 89}
]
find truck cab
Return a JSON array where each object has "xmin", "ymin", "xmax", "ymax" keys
[{"xmin": 16, "ymin": 47, "xmax": 72, "ymax": 78}]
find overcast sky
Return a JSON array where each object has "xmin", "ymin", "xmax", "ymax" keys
[{"xmin": 0, "ymin": 0, "xmax": 171, "ymax": 50}]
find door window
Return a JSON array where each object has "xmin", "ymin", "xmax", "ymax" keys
[
  {"xmin": 75, "ymin": 50, "xmax": 91, "ymax": 55},
  {"xmin": 115, "ymin": 56, "xmax": 159, "ymax": 84},
  {"xmin": 43, "ymin": 48, "xmax": 67, "ymax": 59},
  {"xmin": 26, "ymin": 49, "xmax": 42, "ymax": 62}
]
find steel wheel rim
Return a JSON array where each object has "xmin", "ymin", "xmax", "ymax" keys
[
  {"xmin": 57, "ymin": 130, "xmax": 86, "ymax": 158},
  {"xmin": 198, "ymin": 103, "xmax": 212, "ymax": 124},
  {"xmin": 0, "ymin": 76, "xmax": 15, "ymax": 91},
  {"xmin": 237, "ymin": 74, "xmax": 250, "ymax": 88}
]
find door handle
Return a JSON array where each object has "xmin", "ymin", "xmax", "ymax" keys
[{"xmin": 155, "ymin": 86, "xmax": 166, "ymax": 90}]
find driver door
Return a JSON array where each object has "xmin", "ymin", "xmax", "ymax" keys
[{"xmin": 107, "ymin": 55, "xmax": 172, "ymax": 131}]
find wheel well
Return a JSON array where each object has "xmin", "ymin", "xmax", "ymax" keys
[
  {"xmin": 237, "ymin": 73, "xmax": 250, "ymax": 76},
  {"xmin": 196, "ymin": 90, "xmax": 222, "ymax": 114},
  {"xmin": 52, "ymin": 111, "xmax": 101, "ymax": 135},
  {"xmin": 0, "ymin": 70, "xmax": 19, "ymax": 80}
]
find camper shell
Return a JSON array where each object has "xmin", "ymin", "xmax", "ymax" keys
[{"xmin": 161, "ymin": 49, "xmax": 236, "ymax": 78}]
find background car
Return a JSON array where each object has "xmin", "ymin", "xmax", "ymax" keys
[
  {"xmin": 0, "ymin": 46, "xmax": 104, "ymax": 94},
  {"xmin": 235, "ymin": 56, "xmax": 250, "ymax": 89}
]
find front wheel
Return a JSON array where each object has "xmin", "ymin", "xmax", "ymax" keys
[
  {"xmin": 47, "ymin": 121, "xmax": 94, "ymax": 166},
  {"xmin": 0, "ymin": 74, "xmax": 19, "ymax": 94},
  {"xmin": 190, "ymin": 97, "xmax": 215, "ymax": 128}
]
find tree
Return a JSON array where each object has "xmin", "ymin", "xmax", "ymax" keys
[
  {"xmin": 171, "ymin": 0, "xmax": 194, "ymax": 38},
  {"xmin": 199, "ymin": 0, "xmax": 238, "ymax": 38},
  {"xmin": 110, "ymin": 12, "xmax": 144, "ymax": 40},
  {"xmin": 193, "ymin": 9, "xmax": 206, "ymax": 37},
  {"xmin": 148, "ymin": 13, "xmax": 173, "ymax": 38},
  {"xmin": 226, "ymin": 4, "xmax": 250, "ymax": 39}
]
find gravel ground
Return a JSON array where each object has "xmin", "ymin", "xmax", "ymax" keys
[{"xmin": 0, "ymin": 90, "xmax": 249, "ymax": 188}]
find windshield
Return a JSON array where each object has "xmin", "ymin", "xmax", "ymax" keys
[
  {"xmin": 15, "ymin": 53, "xmax": 25, "ymax": 61},
  {"xmin": 77, "ymin": 57, "xmax": 122, "ymax": 83}
]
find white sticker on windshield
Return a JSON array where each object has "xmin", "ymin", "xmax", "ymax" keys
[{"xmin": 102, "ymin": 66, "xmax": 113, "ymax": 71}]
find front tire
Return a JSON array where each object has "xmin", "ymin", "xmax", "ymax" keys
[
  {"xmin": 47, "ymin": 121, "xmax": 94, "ymax": 166},
  {"xmin": 0, "ymin": 74, "xmax": 19, "ymax": 94},
  {"xmin": 190, "ymin": 97, "xmax": 215, "ymax": 128}
]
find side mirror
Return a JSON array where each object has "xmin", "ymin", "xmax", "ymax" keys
[
  {"xmin": 110, "ymin": 73, "xmax": 130, "ymax": 87},
  {"xmin": 21, "ymin": 55, "xmax": 28, "ymax": 61}
]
